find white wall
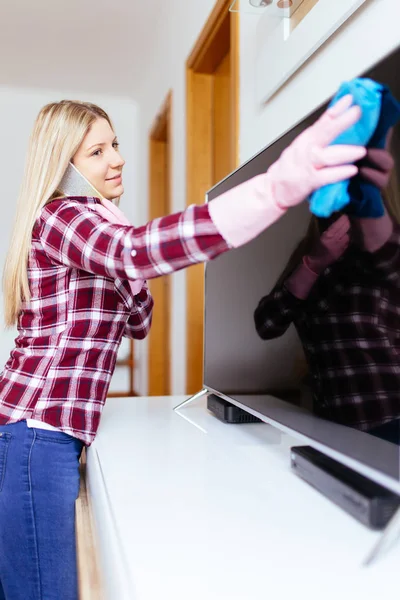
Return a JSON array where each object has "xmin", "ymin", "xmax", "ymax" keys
[
  {"xmin": 0, "ymin": 86, "xmax": 141, "ymax": 393},
  {"xmin": 134, "ymin": 0, "xmax": 400, "ymax": 396},
  {"xmin": 240, "ymin": 0, "xmax": 400, "ymax": 161},
  {"xmin": 133, "ymin": 0, "xmax": 222, "ymax": 395}
]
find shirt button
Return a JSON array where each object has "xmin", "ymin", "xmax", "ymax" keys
[{"xmin": 131, "ymin": 250, "xmax": 137, "ymax": 257}]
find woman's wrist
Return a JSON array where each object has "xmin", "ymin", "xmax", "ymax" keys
[
  {"xmin": 303, "ymin": 254, "xmax": 325, "ymax": 275},
  {"xmin": 351, "ymin": 210, "xmax": 393, "ymax": 253},
  {"xmin": 284, "ymin": 259, "xmax": 320, "ymax": 300}
]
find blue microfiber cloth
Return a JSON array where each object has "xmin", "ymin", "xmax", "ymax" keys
[
  {"xmin": 309, "ymin": 78, "xmax": 400, "ymax": 218},
  {"xmin": 346, "ymin": 87, "xmax": 400, "ymax": 217}
]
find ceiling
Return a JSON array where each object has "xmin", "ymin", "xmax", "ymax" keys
[{"xmin": 0, "ymin": 0, "xmax": 169, "ymax": 97}]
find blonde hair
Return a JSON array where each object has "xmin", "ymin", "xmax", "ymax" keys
[
  {"xmin": 383, "ymin": 163, "xmax": 400, "ymax": 223},
  {"xmin": 2, "ymin": 100, "xmax": 113, "ymax": 327}
]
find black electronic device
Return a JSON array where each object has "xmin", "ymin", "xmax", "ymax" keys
[
  {"xmin": 207, "ymin": 394, "xmax": 261, "ymax": 424},
  {"xmin": 291, "ymin": 445, "xmax": 400, "ymax": 530}
]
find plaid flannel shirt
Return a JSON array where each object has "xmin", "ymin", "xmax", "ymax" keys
[
  {"xmin": 0, "ymin": 196, "xmax": 229, "ymax": 445},
  {"xmin": 255, "ymin": 226, "xmax": 400, "ymax": 431}
]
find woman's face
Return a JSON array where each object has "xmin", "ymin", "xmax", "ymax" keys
[{"xmin": 72, "ymin": 118, "xmax": 125, "ymax": 200}]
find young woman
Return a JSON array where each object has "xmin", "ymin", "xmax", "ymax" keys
[
  {"xmin": 0, "ymin": 96, "xmax": 364, "ymax": 600},
  {"xmin": 254, "ymin": 139, "xmax": 400, "ymax": 444}
]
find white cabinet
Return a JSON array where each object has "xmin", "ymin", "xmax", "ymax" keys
[{"xmin": 86, "ymin": 396, "xmax": 399, "ymax": 600}]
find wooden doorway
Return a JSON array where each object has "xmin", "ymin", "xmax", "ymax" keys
[
  {"xmin": 186, "ymin": 0, "xmax": 239, "ymax": 394},
  {"xmin": 148, "ymin": 92, "xmax": 172, "ymax": 396}
]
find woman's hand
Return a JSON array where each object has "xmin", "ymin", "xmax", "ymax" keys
[
  {"xmin": 359, "ymin": 147, "xmax": 394, "ymax": 190},
  {"xmin": 285, "ymin": 215, "xmax": 350, "ymax": 300},
  {"xmin": 267, "ymin": 95, "xmax": 366, "ymax": 209},
  {"xmin": 207, "ymin": 95, "xmax": 366, "ymax": 250},
  {"xmin": 305, "ymin": 215, "xmax": 350, "ymax": 274}
]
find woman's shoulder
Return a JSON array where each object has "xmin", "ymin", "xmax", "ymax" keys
[
  {"xmin": 33, "ymin": 196, "xmax": 101, "ymax": 238},
  {"xmin": 40, "ymin": 195, "xmax": 100, "ymax": 218},
  {"xmin": 46, "ymin": 194, "xmax": 100, "ymax": 209}
]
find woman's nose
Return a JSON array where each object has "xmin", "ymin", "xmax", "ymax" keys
[{"xmin": 111, "ymin": 149, "xmax": 125, "ymax": 168}]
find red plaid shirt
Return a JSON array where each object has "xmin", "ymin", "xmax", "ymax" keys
[
  {"xmin": 255, "ymin": 227, "xmax": 400, "ymax": 431},
  {"xmin": 0, "ymin": 196, "xmax": 229, "ymax": 445}
]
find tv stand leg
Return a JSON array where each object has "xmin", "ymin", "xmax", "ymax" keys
[
  {"xmin": 363, "ymin": 504, "xmax": 400, "ymax": 566},
  {"xmin": 173, "ymin": 388, "xmax": 209, "ymax": 412}
]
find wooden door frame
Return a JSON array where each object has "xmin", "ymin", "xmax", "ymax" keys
[
  {"xmin": 148, "ymin": 91, "xmax": 172, "ymax": 396},
  {"xmin": 185, "ymin": 0, "xmax": 240, "ymax": 395}
]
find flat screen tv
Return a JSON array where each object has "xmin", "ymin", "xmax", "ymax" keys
[{"xmin": 203, "ymin": 45, "xmax": 400, "ymax": 495}]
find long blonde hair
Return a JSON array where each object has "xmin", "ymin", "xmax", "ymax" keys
[{"xmin": 2, "ymin": 100, "xmax": 113, "ymax": 327}]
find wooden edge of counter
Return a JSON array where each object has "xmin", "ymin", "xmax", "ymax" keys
[{"xmin": 76, "ymin": 450, "xmax": 104, "ymax": 600}]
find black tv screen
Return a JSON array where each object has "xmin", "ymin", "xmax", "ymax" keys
[{"xmin": 204, "ymin": 45, "xmax": 400, "ymax": 494}]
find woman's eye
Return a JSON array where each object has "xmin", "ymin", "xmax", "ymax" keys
[
  {"xmin": 92, "ymin": 149, "xmax": 102, "ymax": 156},
  {"xmin": 113, "ymin": 142, "xmax": 120, "ymax": 149}
]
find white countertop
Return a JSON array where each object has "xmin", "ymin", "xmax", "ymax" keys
[{"xmin": 87, "ymin": 395, "xmax": 399, "ymax": 600}]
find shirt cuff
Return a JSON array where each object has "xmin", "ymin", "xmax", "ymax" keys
[
  {"xmin": 208, "ymin": 173, "xmax": 286, "ymax": 248},
  {"xmin": 284, "ymin": 259, "xmax": 320, "ymax": 300}
]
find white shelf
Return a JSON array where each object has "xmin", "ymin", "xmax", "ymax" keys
[{"xmin": 87, "ymin": 395, "xmax": 399, "ymax": 600}]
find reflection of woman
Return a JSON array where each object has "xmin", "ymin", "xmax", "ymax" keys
[
  {"xmin": 0, "ymin": 97, "xmax": 364, "ymax": 599},
  {"xmin": 254, "ymin": 145, "xmax": 400, "ymax": 444}
]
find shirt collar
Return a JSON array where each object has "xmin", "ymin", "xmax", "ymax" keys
[{"xmin": 61, "ymin": 195, "xmax": 101, "ymax": 206}]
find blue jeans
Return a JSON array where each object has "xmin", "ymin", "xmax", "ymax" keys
[{"xmin": 0, "ymin": 421, "xmax": 84, "ymax": 600}]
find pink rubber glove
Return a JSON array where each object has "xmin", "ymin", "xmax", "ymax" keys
[
  {"xmin": 209, "ymin": 95, "xmax": 366, "ymax": 248},
  {"xmin": 352, "ymin": 147, "xmax": 394, "ymax": 253},
  {"xmin": 285, "ymin": 215, "xmax": 350, "ymax": 300},
  {"xmin": 267, "ymin": 96, "xmax": 366, "ymax": 209},
  {"xmin": 305, "ymin": 215, "xmax": 350, "ymax": 273}
]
